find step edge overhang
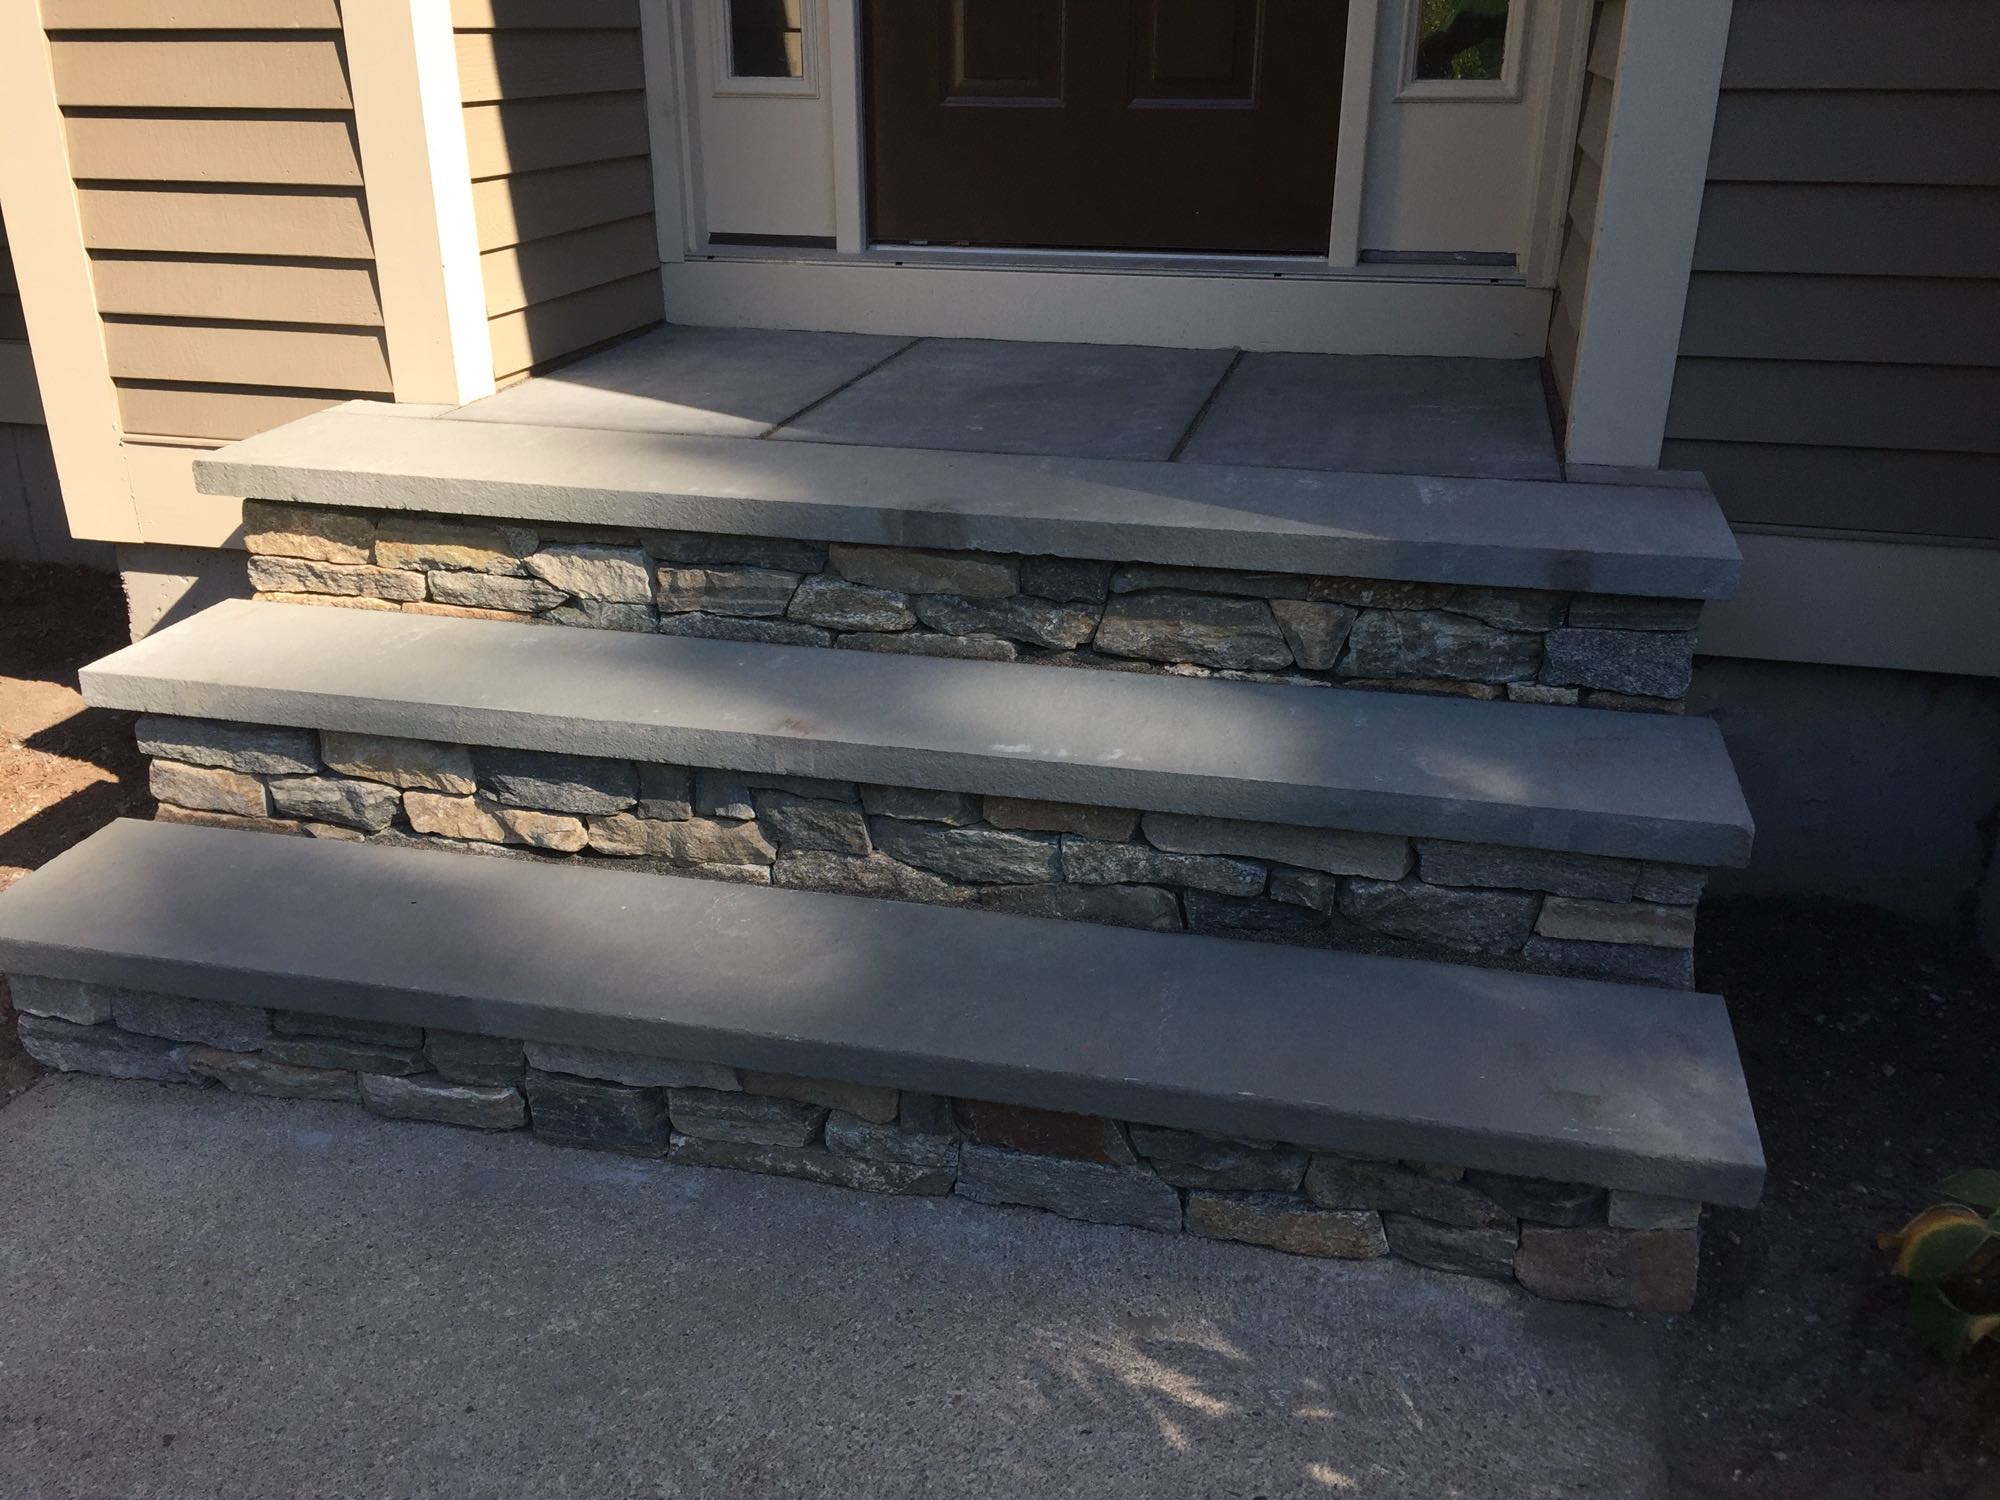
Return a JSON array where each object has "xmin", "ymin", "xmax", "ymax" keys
[
  {"xmin": 0, "ymin": 819, "xmax": 1768, "ymax": 1206},
  {"xmin": 193, "ymin": 402, "xmax": 1744, "ymax": 601},
  {"xmin": 82, "ymin": 599, "xmax": 1758, "ymax": 869}
]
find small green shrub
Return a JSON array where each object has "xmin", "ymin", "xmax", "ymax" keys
[{"xmin": 1878, "ymin": 1170, "xmax": 2000, "ymax": 1362}]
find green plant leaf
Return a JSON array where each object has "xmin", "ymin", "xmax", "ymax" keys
[
  {"xmin": 1910, "ymin": 1282, "xmax": 2000, "ymax": 1364},
  {"xmin": 1938, "ymin": 1169, "xmax": 2000, "ymax": 1212},
  {"xmin": 1892, "ymin": 1205, "xmax": 1991, "ymax": 1280}
]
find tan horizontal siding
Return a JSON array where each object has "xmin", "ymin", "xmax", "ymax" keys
[
  {"xmin": 43, "ymin": 0, "xmax": 341, "ymax": 27},
  {"xmin": 1720, "ymin": 0, "xmax": 2000, "ymax": 91},
  {"xmin": 454, "ymin": 30, "xmax": 644, "ymax": 105},
  {"xmin": 115, "ymin": 384, "xmax": 347, "ymax": 443},
  {"xmin": 458, "ymin": 8, "xmax": 660, "ymax": 388},
  {"xmin": 0, "ymin": 344, "xmax": 45, "ymax": 425},
  {"xmin": 1707, "ymin": 92, "xmax": 2000, "ymax": 188},
  {"xmin": 462, "ymin": 92, "xmax": 651, "ymax": 180},
  {"xmin": 451, "ymin": 0, "xmax": 638, "ymax": 27},
  {"xmin": 91, "ymin": 256, "xmax": 383, "ymax": 326},
  {"xmin": 1554, "ymin": 227, "xmax": 1591, "ymax": 308},
  {"xmin": 78, "ymin": 187, "xmax": 373, "ymax": 259},
  {"xmin": 481, "ymin": 215, "xmax": 658, "ymax": 317},
  {"xmin": 1661, "ymin": 440, "xmax": 1999, "ymax": 541},
  {"xmin": 1673, "ymin": 4, "xmax": 2000, "ymax": 542},
  {"xmin": 1586, "ymin": 0, "xmax": 1623, "ymax": 78},
  {"xmin": 1680, "ymin": 274, "xmax": 2000, "ymax": 366},
  {"xmin": 1574, "ymin": 71, "xmax": 1612, "ymax": 168},
  {"xmin": 44, "ymin": 16, "xmax": 381, "ymax": 452},
  {"xmin": 1668, "ymin": 359, "xmax": 1999, "ymax": 454},
  {"xmin": 1545, "ymin": 0, "xmax": 1624, "ymax": 423},
  {"xmin": 1692, "ymin": 183, "xmax": 2000, "ymax": 279},
  {"xmin": 65, "ymin": 113, "xmax": 362, "ymax": 187},
  {"xmin": 103, "ymin": 320, "xmax": 391, "ymax": 392},
  {"xmin": 50, "ymin": 38, "xmax": 352, "ymax": 111},
  {"xmin": 471, "ymin": 157, "xmax": 654, "ymax": 252},
  {"xmin": 487, "ymin": 271, "xmax": 662, "ymax": 381},
  {"xmin": 1545, "ymin": 295, "xmax": 1580, "ymax": 408},
  {"xmin": 1566, "ymin": 151, "xmax": 1601, "ymax": 239}
]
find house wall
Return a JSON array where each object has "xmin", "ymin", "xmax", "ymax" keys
[
  {"xmin": 453, "ymin": 0, "xmax": 663, "ymax": 385},
  {"xmin": 1, "ymin": 205, "xmax": 104, "ymax": 566},
  {"xmin": 1691, "ymin": 657, "xmax": 2000, "ymax": 937},
  {"xmin": 43, "ymin": 0, "xmax": 390, "ymax": 446},
  {"xmin": 0, "ymin": 209, "xmax": 41, "ymax": 425},
  {"xmin": 1544, "ymin": 0, "xmax": 1622, "ymax": 413},
  {"xmin": 1662, "ymin": 0, "xmax": 2000, "ymax": 544}
]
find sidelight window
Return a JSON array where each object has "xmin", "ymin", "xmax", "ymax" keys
[
  {"xmin": 1414, "ymin": 0, "xmax": 1511, "ymax": 82},
  {"xmin": 726, "ymin": 0, "xmax": 807, "ymax": 80}
]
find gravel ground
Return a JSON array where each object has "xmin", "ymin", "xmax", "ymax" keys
[{"xmin": 0, "ymin": 562, "xmax": 144, "ymax": 1103}]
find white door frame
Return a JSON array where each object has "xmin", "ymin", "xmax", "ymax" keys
[{"xmin": 636, "ymin": 0, "xmax": 1590, "ymax": 357}]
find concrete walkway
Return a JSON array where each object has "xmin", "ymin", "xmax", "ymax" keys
[{"xmin": 0, "ymin": 1077, "xmax": 1669, "ymax": 1498}]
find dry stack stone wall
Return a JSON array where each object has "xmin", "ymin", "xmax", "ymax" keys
[
  {"xmin": 140, "ymin": 716, "xmax": 1705, "ymax": 988},
  {"xmin": 240, "ymin": 502, "xmax": 1704, "ymax": 710},
  {"xmin": 5, "ymin": 975, "xmax": 1705, "ymax": 1315}
]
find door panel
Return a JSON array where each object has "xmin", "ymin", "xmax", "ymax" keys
[
  {"xmin": 1132, "ymin": 0, "xmax": 1260, "ymax": 105},
  {"xmin": 947, "ymin": 0, "xmax": 1064, "ymax": 102},
  {"xmin": 866, "ymin": 0, "xmax": 1345, "ymax": 254}
]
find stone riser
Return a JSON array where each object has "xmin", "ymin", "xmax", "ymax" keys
[
  {"xmin": 141, "ymin": 716, "xmax": 1705, "ymax": 989},
  {"xmin": 241, "ymin": 502, "xmax": 1703, "ymax": 711},
  {"xmin": 5, "ymin": 976, "xmax": 1705, "ymax": 1315}
]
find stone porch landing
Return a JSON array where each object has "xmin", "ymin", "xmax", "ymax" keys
[{"xmin": 447, "ymin": 326, "xmax": 1563, "ymax": 481}]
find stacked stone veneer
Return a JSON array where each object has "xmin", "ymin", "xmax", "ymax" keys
[
  {"xmin": 240, "ymin": 501, "xmax": 1703, "ymax": 710},
  {"xmin": 5, "ymin": 974, "xmax": 1705, "ymax": 1314},
  {"xmin": 140, "ymin": 717, "xmax": 1705, "ymax": 989}
]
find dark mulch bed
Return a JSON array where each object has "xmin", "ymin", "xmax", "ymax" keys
[{"xmin": 1671, "ymin": 897, "xmax": 2000, "ymax": 1497}]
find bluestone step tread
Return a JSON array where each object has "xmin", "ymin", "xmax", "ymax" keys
[
  {"xmin": 0, "ymin": 820, "xmax": 1765, "ymax": 1204},
  {"xmin": 194, "ymin": 402, "xmax": 1741, "ymax": 598},
  {"xmin": 85, "ymin": 599, "xmax": 1755, "ymax": 865}
]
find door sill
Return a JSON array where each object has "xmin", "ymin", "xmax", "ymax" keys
[
  {"xmin": 658, "ymin": 258, "xmax": 1550, "ymax": 357},
  {"xmin": 693, "ymin": 242, "xmax": 1526, "ymax": 286}
]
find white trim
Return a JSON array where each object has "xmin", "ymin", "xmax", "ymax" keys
[
  {"xmin": 1562, "ymin": 0, "xmax": 1733, "ymax": 468},
  {"xmin": 639, "ymin": 0, "xmax": 690, "ymax": 262},
  {"xmin": 825, "ymin": 0, "xmax": 865, "ymax": 253},
  {"xmin": 345, "ymin": 0, "xmax": 495, "ymax": 404},
  {"xmin": 1395, "ymin": 0, "xmax": 1528, "ymax": 102},
  {"xmin": 660, "ymin": 256, "xmax": 1550, "ymax": 356},
  {"xmin": 1326, "ymin": 1, "xmax": 1381, "ymax": 268},
  {"xmin": 1700, "ymin": 533, "xmax": 2000, "ymax": 679},
  {"xmin": 669, "ymin": 0, "xmax": 713, "ymax": 251}
]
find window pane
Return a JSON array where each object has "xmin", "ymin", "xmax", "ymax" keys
[
  {"xmin": 1414, "ymin": 0, "xmax": 1510, "ymax": 82},
  {"xmin": 730, "ymin": 0, "xmax": 806, "ymax": 79}
]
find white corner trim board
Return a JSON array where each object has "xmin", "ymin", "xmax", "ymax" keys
[
  {"xmin": 345, "ymin": 0, "xmax": 495, "ymax": 405},
  {"xmin": 1562, "ymin": 0, "xmax": 1735, "ymax": 469}
]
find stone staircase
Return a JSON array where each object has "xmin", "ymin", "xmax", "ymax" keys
[{"xmin": 0, "ymin": 394, "xmax": 1763, "ymax": 1315}]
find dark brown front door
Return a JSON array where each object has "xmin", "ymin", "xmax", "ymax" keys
[{"xmin": 864, "ymin": 0, "xmax": 1347, "ymax": 255}]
